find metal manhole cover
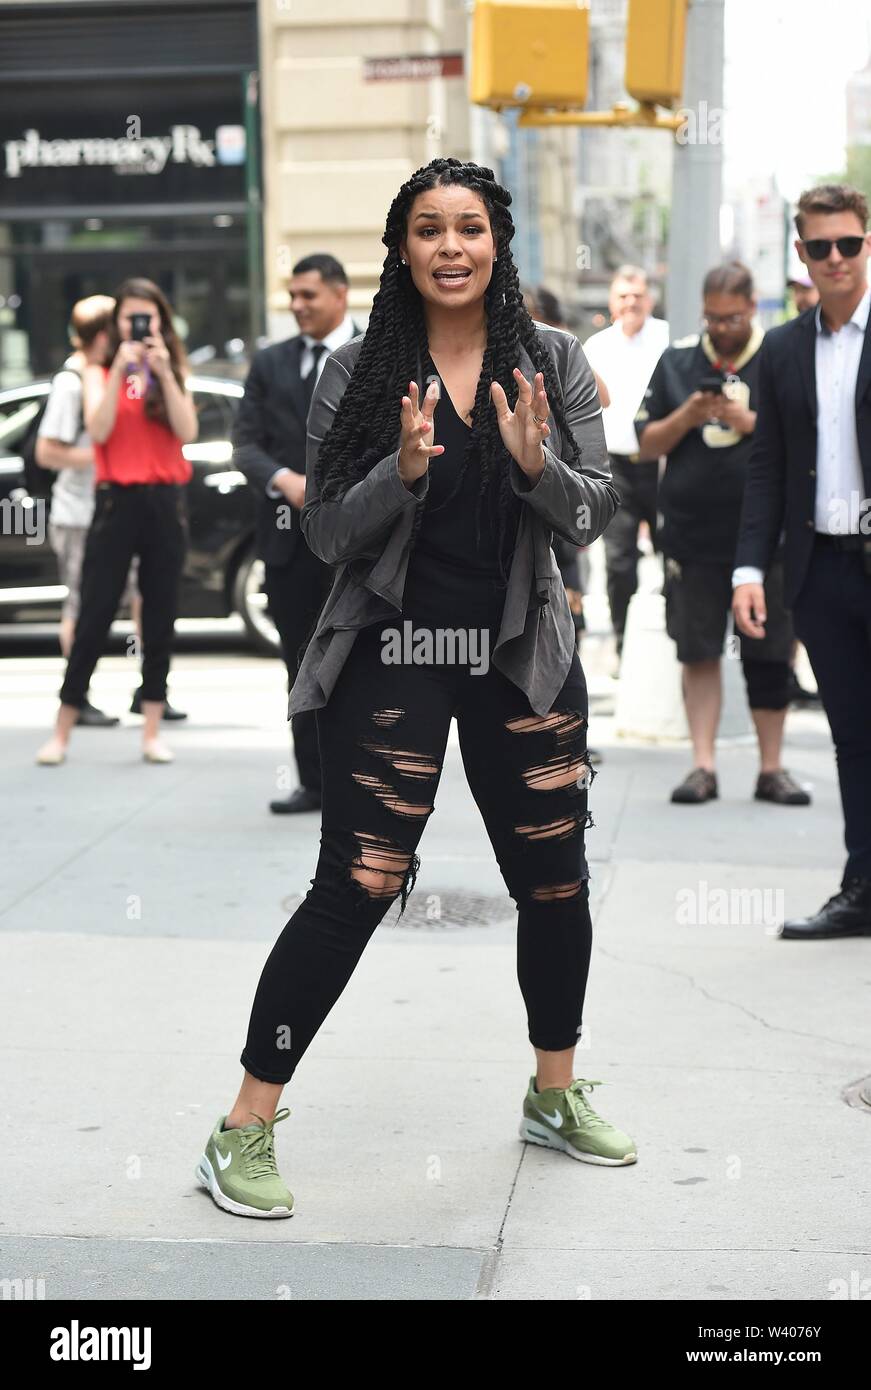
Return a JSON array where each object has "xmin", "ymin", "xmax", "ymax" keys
[
  {"xmin": 280, "ymin": 889, "xmax": 515, "ymax": 930},
  {"xmin": 843, "ymin": 1076, "xmax": 871, "ymax": 1112}
]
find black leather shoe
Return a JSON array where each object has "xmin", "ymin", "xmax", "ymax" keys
[
  {"xmin": 755, "ymin": 769, "xmax": 811, "ymax": 805},
  {"xmin": 270, "ymin": 788, "xmax": 322, "ymax": 814},
  {"xmin": 671, "ymin": 768, "xmax": 718, "ymax": 804},
  {"xmin": 130, "ymin": 689, "xmax": 188, "ymax": 721},
  {"xmin": 77, "ymin": 700, "xmax": 120, "ymax": 728},
  {"xmin": 780, "ymin": 877, "xmax": 871, "ymax": 938},
  {"xmin": 786, "ymin": 672, "xmax": 822, "ymax": 709}
]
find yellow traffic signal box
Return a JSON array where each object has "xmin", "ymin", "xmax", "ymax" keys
[
  {"xmin": 625, "ymin": 0, "xmax": 688, "ymax": 107},
  {"xmin": 471, "ymin": 0, "xmax": 589, "ymax": 110}
]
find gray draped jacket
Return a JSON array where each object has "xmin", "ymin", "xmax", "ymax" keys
[{"xmin": 288, "ymin": 321, "xmax": 619, "ymax": 719}]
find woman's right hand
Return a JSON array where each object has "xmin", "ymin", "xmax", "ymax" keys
[
  {"xmin": 397, "ymin": 380, "xmax": 443, "ymax": 486},
  {"xmin": 111, "ymin": 340, "xmax": 145, "ymax": 377}
]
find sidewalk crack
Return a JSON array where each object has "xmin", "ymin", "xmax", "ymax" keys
[
  {"xmin": 473, "ymin": 1145, "xmax": 526, "ymax": 1299},
  {"xmin": 595, "ymin": 945, "xmax": 866, "ymax": 1053}
]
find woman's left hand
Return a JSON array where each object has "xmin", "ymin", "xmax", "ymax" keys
[
  {"xmin": 490, "ymin": 368, "xmax": 551, "ymax": 481},
  {"xmin": 144, "ymin": 335, "xmax": 172, "ymax": 380}
]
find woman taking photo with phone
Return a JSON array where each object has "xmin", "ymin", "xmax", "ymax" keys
[
  {"xmin": 197, "ymin": 159, "xmax": 636, "ymax": 1221},
  {"xmin": 37, "ymin": 278, "xmax": 197, "ymax": 765}
]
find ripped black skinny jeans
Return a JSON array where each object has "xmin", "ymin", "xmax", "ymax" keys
[{"xmin": 240, "ymin": 616, "xmax": 596, "ymax": 1084}]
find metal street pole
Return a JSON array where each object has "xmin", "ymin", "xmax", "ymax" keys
[
  {"xmin": 666, "ymin": 0, "xmax": 725, "ymax": 338},
  {"xmin": 244, "ymin": 70, "xmax": 265, "ymax": 350}
]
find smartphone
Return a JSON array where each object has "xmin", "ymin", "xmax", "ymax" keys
[
  {"xmin": 129, "ymin": 313, "xmax": 151, "ymax": 342},
  {"xmin": 697, "ymin": 373, "xmax": 725, "ymax": 395}
]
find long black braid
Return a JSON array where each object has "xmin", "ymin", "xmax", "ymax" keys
[{"xmin": 314, "ymin": 157, "xmax": 583, "ymax": 586}]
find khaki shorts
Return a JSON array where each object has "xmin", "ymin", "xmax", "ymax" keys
[{"xmin": 49, "ymin": 522, "xmax": 139, "ymax": 625}]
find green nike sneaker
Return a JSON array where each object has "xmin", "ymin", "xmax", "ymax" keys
[
  {"xmin": 196, "ymin": 1108, "xmax": 295, "ymax": 1217},
  {"xmin": 519, "ymin": 1077, "xmax": 637, "ymax": 1165}
]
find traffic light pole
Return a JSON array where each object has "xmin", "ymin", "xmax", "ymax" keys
[
  {"xmin": 517, "ymin": 101, "xmax": 682, "ymax": 131},
  {"xmin": 665, "ymin": 0, "xmax": 725, "ymax": 337}
]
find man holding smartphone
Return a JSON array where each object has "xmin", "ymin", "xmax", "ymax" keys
[{"xmin": 635, "ymin": 262, "xmax": 809, "ymax": 807}]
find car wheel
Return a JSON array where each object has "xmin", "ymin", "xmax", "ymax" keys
[{"xmin": 233, "ymin": 549, "xmax": 281, "ymax": 656}]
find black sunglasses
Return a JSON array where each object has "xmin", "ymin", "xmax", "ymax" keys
[{"xmin": 801, "ymin": 236, "xmax": 865, "ymax": 261}]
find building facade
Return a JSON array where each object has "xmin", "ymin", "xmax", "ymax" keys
[
  {"xmin": 0, "ymin": 0, "xmax": 260, "ymax": 384},
  {"xmin": 1, "ymin": 0, "xmax": 670, "ymax": 379},
  {"xmin": 258, "ymin": 1, "xmax": 602, "ymax": 337}
]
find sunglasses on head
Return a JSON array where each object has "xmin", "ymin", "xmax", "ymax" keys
[{"xmin": 801, "ymin": 236, "xmax": 865, "ymax": 261}]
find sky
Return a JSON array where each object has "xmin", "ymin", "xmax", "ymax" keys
[{"xmin": 724, "ymin": 0, "xmax": 871, "ymax": 198}]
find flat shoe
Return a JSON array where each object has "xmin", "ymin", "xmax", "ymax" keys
[
  {"xmin": 269, "ymin": 788, "xmax": 321, "ymax": 814},
  {"xmin": 755, "ymin": 769, "xmax": 811, "ymax": 805},
  {"xmin": 36, "ymin": 743, "xmax": 66, "ymax": 766},
  {"xmin": 143, "ymin": 744, "xmax": 175, "ymax": 764},
  {"xmin": 671, "ymin": 768, "xmax": 718, "ymax": 804}
]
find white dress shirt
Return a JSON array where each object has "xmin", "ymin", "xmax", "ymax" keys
[
  {"xmin": 582, "ymin": 315, "xmax": 670, "ymax": 457},
  {"xmin": 732, "ymin": 285, "xmax": 871, "ymax": 587},
  {"xmin": 267, "ymin": 312, "xmax": 357, "ymax": 496}
]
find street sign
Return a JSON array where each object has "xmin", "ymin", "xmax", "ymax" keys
[{"xmin": 363, "ymin": 53, "xmax": 464, "ymax": 82}]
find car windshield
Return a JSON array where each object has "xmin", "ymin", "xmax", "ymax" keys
[{"xmin": 0, "ymin": 399, "xmax": 42, "ymax": 453}]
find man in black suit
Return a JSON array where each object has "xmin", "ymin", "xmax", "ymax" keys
[
  {"xmin": 234, "ymin": 253, "xmax": 362, "ymax": 813},
  {"xmin": 733, "ymin": 184, "xmax": 871, "ymax": 938}
]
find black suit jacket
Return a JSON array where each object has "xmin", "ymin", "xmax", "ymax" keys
[
  {"xmin": 735, "ymin": 302, "xmax": 871, "ymax": 605},
  {"xmin": 233, "ymin": 324, "xmax": 364, "ymax": 566}
]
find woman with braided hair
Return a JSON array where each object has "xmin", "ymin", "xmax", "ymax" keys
[{"xmin": 196, "ymin": 159, "xmax": 636, "ymax": 1219}]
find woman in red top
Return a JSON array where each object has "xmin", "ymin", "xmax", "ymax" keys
[{"xmin": 37, "ymin": 279, "xmax": 198, "ymax": 765}]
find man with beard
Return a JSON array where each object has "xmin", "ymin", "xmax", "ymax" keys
[{"xmin": 635, "ymin": 262, "xmax": 809, "ymax": 809}]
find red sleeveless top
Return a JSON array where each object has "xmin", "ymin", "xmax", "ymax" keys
[{"xmin": 94, "ymin": 369, "xmax": 192, "ymax": 485}]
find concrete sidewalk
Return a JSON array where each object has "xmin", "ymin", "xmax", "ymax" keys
[{"xmin": 1, "ymin": 647, "xmax": 869, "ymax": 1300}]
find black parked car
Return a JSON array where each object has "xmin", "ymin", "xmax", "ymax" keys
[{"xmin": 0, "ymin": 376, "xmax": 280, "ymax": 654}]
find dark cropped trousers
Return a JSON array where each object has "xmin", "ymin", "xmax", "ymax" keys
[
  {"xmin": 59, "ymin": 482, "xmax": 187, "ymax": 708},
  {"xmin": 241, "ymin": 615, "xmax": 596, "ymax": 1084}
]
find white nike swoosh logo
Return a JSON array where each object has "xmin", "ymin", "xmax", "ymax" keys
[
  {"xmin": 536, "ymin": 1106, "xmax": 563, "ymax": 1129},
  {"xmin": 216, "ymin": 1147, "xmax": 232, "ymax": 1171}
]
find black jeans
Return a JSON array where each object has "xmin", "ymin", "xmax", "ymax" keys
[
  {"xmin": 603, "ymin": 455, "xmax": 659, "ymax": 650},
  {"xmin": 59, "ymin": 483, "xmax": 187, "ymax": 708},
  {"xmin": 241, "ymin": 615, "xmax": 595, "ymax": 1084},
  {"xmin": 265, "ymin": 545, "xmax": 333, "ymax": 794},
  {"xmin": 791, "ymin": 538, "xmax": 871, "ymax": 880}
]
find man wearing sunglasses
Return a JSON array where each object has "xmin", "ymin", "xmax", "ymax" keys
[
  {"xmin": 733, "ymin": 184, "xmax": 871, "ymax": 939},
  {"xmin": 635, "ymin": 262, "xmax": 807, "ymax": 809}
]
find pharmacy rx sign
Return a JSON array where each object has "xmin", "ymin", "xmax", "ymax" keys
[{"xmin": 4, "ymin": 124, "xmax": 246, "ymax": 179}]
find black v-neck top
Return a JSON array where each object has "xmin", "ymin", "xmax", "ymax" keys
[{"xmin": 401, "ymin": 365, "xmax": 520, "ymax": 628}]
